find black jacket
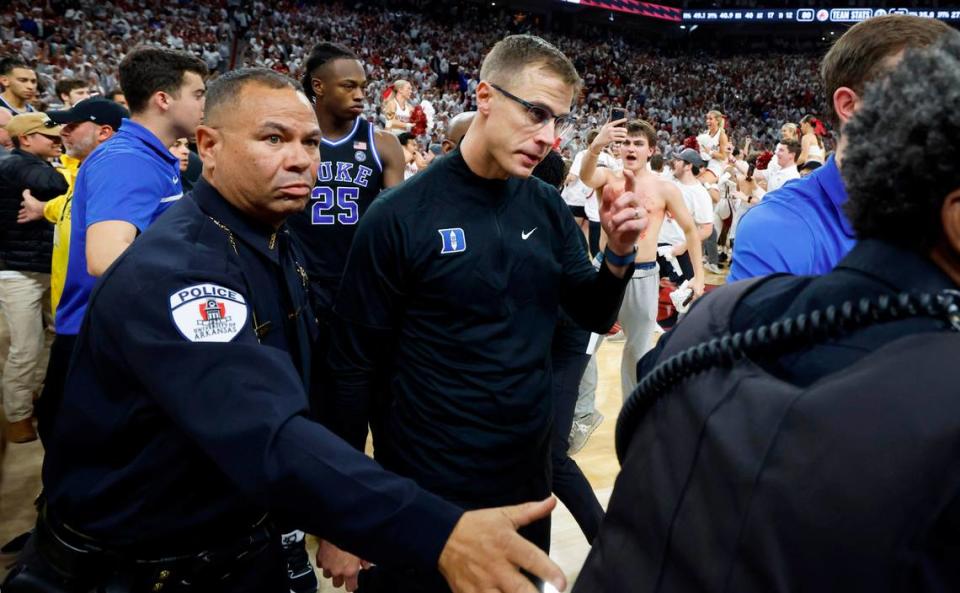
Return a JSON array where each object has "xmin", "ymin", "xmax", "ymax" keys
[
  {"xmin": 327, "ymin": 149, "xmax": 631, "ymax": 509},
  {"xmin": 578, "ymin": 240, "xmax": 960, "ymax": 593},
  {"xmin": 0, "ymin": 148, "xmax": 67, "ymax": 273}
]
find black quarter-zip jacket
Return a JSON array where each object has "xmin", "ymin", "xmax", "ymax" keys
[{"xmin": 329, "ymin": 149, "xmax": 632, "ymax": 508}]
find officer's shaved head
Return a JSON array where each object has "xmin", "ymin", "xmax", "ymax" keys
[
  {"xmin": 204, "ymin": 68, "xmax": 306, "ymax": 128},
  {"xmin": 196, "ymin": 67, "xmax": 321, "ymax": 228}
]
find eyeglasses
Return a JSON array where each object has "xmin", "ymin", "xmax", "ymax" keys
[{"xmin": 489, "ymin": 83, "xmax": 574, "ymax": 137}]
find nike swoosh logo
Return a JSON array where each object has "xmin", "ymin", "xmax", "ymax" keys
[{"xmin": 522, "ymin": 228, "xmax": 537, "ymax": 240}]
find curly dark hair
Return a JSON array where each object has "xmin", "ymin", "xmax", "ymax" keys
[{"xmin": 842, "ymin": 32, "xmax": 960, "ymax": 252}]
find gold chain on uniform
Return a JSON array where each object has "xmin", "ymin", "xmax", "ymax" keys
[
  {"xmin": 207, "ymin": 216, "xmax": 268, "ymax": 340},
  {"xmin": 207, "ymin": 217, "xmax": 311, "ymax": 334}
]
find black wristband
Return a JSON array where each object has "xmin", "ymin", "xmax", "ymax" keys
[{"xmin": 602, "ymin": 246, "xmax": 637, "ymax": 267}]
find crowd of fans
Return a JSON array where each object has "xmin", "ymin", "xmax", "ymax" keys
[
  {"xmin": 1, "ymin": 0, "xmax": 236, "ymax": 113},
  {"xmin": 2, "ymin": 0, "xmax": 830, "ymax": 158}
]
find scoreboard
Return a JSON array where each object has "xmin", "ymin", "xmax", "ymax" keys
[{"xmin": 557, "ymin": 1, "xmax": 960, "ymax": 24}]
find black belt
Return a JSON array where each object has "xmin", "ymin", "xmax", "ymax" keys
[{"xmin": 29, "ymin": 507, "xmax": 275, "ymax": 590}]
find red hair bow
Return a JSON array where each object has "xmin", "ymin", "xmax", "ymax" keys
[
  {"xmin": 812, "ymin": 118, "xmax": 827, "ymax": 137},
  {"xmin": 755, "ymin": 151, "xmax": 773, "ymax": 170}
]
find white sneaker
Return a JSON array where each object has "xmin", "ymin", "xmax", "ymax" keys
[
  {"xmin": 705, "ymin": 263, "xmax": 723, "ymax": 274},
  {"xmin": 670, "ymin": 281, "xmax": 694, "ymax": 314}
]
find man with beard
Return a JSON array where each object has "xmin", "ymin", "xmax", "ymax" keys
[{"xmin": 16, "ymin": 98, "xmax": 129, "ymax": 442}]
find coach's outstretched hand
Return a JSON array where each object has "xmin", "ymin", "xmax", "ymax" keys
[
  {"xmin": 600, "ymin": 169, "xmax": 648, "ymax": 262},
  {"xmin": 438, "ymin": 497, "xmax": 566, "ymax": 593}
]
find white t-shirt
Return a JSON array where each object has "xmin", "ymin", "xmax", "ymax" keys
[
  {"xmin": 562, "ymin": 149, "xmax": 616, "ymax": 212},
  {"xmin": 767, "ymin": 164, "xmax": 800, "ymax": 192},
  {"xmin": 659, "ymin": 180, "xmax": 713, "ymax": 246}
]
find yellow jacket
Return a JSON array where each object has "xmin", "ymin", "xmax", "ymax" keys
[{"xmin": 44, "ymin": 155, "xmax": 81, "ymax": 320}]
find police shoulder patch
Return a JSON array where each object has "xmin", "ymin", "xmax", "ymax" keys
[{"xmin": 169, "ymin": 283, "xmax": 249, "ymax": 343}]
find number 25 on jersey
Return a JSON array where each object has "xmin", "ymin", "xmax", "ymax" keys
[{"xmin": 311, "ymin": 186, "xmax": 359, "ymax": 225}]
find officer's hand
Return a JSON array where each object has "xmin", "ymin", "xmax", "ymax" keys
[
  {"xmin": 600, "ymin": 169, "xmax": 648, "ymax": 258},
  {"xmin": 17, "ymin": 189, "xmax": 45, "ymax": 224},
  {"xmin": 438, "ymin": 497, "xmax": 566, "ymax": 593},
  {"xmin": 316, "ymin": 539, "xmax": 371, "ymax": 592},
  {"xmin": 591, "ymin": 118, "xmax": 628, "ymax": 152}
]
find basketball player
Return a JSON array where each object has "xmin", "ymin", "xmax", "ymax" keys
[
  {"xmin": 0, "ymin": 58, "xmax": 37, "ymax": 115},
  {"xmin": 580, "ymin": 119, "xmax": 705, "ymax": 400},
  {"xmin": 285, "ymin": 41, "xmax": 406, "ymax": 593},
  {"xmin": 290, "ymin": 42, "xmax": 405, "ymax": 315}
]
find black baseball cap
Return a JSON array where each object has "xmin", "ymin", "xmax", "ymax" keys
[{"xmin": 47, "ymin": 98, "xmax": 130, "ymax": 131}]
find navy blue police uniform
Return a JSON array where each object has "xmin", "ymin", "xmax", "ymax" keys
[
  {"xmin": 12, "ymin": 178, "xmax": 462, "ymax": 593},
  {"xmin": 327, "ymin": 148, "xmax": 632, "ymax": 592}
]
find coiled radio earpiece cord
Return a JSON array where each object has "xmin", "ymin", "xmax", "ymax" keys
[{"xmin": 615, "ymin": 290, "xmax": 960, "ymax": 462}]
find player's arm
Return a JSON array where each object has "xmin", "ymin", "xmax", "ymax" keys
[
  {"xmin": 374, "ymin": 129, "xmax": 406, "ymax": 188},
  {"xmin": 83, "ymin": 154, "xmax": 161, "ymax": 276},
  {"xmin": 665, "ymin": 183, "xmax": 704, "ymax": 297}
]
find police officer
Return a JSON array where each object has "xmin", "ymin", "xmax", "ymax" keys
[
  {"xmin": 3, "ymin": 68, "xmax": 565, "ymax": 593},
  {"xmin": 322, "ymin": 35, "xmax": 648, "ymax": 592},
  {"xmin": 576, "ymin": 33, "xmax": 960, "ymax": 592}
]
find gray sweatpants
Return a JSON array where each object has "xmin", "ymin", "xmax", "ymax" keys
[
  {"xmin": 704, "ymin": 227, "xmax": 719, "ymax": 265},
  {"xmin": 618, "ymin": 262, "xmax": 660, "ymax": 401},
  {"xmin": 575, "ymin": 352, "xmax": 599, "ymax": 421}
]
